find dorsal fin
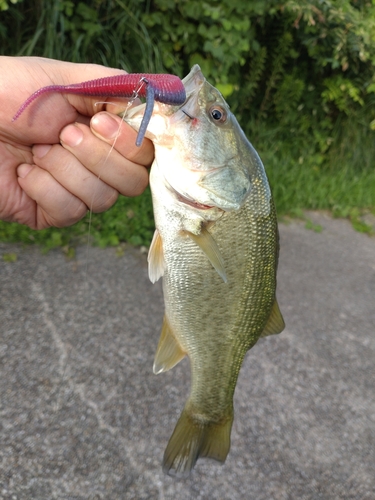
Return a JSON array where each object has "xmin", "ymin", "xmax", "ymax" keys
[
  {"xmin": 153, "ymin": 315, "xmax": 186, "ymax": 374},
  {"xmin": 185, "ymin": 227, "xmax": 227, "ymax": 283},
  {"xmin": 148, "ymin": 229, "xmax": 165, "ymax": 283},
  {"xmin": 259, "ymin": 299, "xmax": 285, "ymax": 338}
]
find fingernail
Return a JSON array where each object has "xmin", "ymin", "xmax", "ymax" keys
[
  {"xmin": 17, "ymin": 164, "xmax": 33, "ymax": 179},
  {"xmin": 32, "ymin": 144, "xmax": 52, "ymax": 158},
  {"xmin": 60, "ymin": 124, "xmax": 84, "ymax": 147},
  {"xmin": 91, "ymin": 113, "xmax": 121, "ymax": 140}
]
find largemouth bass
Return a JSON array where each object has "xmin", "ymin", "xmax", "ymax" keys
[{"xmin": 124, "ymin": 65, "xmax": 285, "ymax": 477}]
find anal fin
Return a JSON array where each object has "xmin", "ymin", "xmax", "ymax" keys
[
  {"xmin": 153, "ymin": 315, "xmax": 186, "ymax": 374},
  {"xmin": 259, "ymin": 299, "xmax": 285, "ymax": 338}
]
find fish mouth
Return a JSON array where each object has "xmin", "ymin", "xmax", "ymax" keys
[
  {"xmin": 181, "ymin": 109, "xmax": 195, "ymax": 119},
  {"xmin": 174, "ymin": 190, "xmax": 214, "ymax": 210},
  {"xmin": 165, "ymin": 180, "xmax": 215, "ymax": 210}
]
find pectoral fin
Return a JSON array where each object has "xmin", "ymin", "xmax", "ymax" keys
[
  {"xmin": 259, "ymin": 299, "xmax": 285, "ymax": 338},
  {"xmin": 185, "ymin": 228, "xmax": 227, "ymax": 283},
  {"xmin": 148, "ymin": 229, "xmax": 165, "ymax": 283},
  {"xmin": 153, "ymin": 315, "xmax": 186, "ymax": 374}
]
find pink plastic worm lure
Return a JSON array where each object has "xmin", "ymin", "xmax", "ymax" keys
[{"xmin": 12, "ymin": 73, "xmax": 186, "ymax": 146}]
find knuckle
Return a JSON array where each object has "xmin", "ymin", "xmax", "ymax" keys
[
  {"xmin": 55, "ymin": 201, "xmax": 88, "ymax": 227},
  {"xmin": 133, "ymin": 144, "xmax": 154, "ymax": 166},
  {"xmin": 118, "ymin": 169, "xmax": 149, "ymax": 197},
  {"xmin": 131, "ymin": 172, "xmax": 149, "ymax": 197},
  {"xmin": 92, "ymin": 189, "xmax": 118, "ymax": 213}
]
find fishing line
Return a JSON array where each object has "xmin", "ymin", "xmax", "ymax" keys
[
  {"xmin": 83, "ymin": 78, "xmax": 147, "ymax": 291},
  {"xmin": 54, "ymin": 80, "xmax": 146, "ymax": 418}
]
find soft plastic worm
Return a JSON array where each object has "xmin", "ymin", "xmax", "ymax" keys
[{"xmin": 12, "ymin": 73, "xmax": 186, "ymax": 146}]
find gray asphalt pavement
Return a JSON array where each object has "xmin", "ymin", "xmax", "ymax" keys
[{"xmin": 0, "ymin": 212, "xmax": 374, "ymax": 500}]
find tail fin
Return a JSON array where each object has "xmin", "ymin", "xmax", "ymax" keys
[{"xmin": 162, "ymin": 406, "xmax": 233, "ymax": 478}]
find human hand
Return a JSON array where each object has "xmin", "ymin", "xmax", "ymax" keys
[{"xmin": 0, "ymin": 56, "xmax": 153, "ymax": 229}]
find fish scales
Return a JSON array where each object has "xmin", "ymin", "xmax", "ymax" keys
[
  {"xmin": 124, "ymin": 64, "xmax": 284, "ymax": 477},
  {"xmin": 164, "ymin": 205, "xmax": 277, "ymax": 398}
]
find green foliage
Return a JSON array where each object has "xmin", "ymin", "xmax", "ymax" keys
[
  {"xmin": 1, "ymin": 0, "xmax": 374, "ymax": 249},
  {"xmin": 0, "ymin": 0, "xmax": 22, "ymax": 11},
  {"xmin": 143, "ymin": 0, "xmax": 264, "ymax": 89}
]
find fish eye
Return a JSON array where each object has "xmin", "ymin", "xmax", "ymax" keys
[{"xmin": 209, "ymin": 105, "xmax": 227, "ymax": 124}]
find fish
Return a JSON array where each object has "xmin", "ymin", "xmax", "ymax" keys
[{"xmin": 124, "ymin": 64, "xmax": 285, "ymax": 478}]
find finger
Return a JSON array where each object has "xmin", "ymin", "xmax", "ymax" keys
[
  {"xmin": 17, "ymin": 162, "xmax": 87, "ymax": 229},
  {"xmin": 90, "ymin": 111, "xmax": 154, "ymax": 166},
  {"xmin": 32, "ymin": 142, "xmax": 119, "ymax": 213},
  {"xmin": 59, "ymin": 121, "xmax": 150, "ymax": 197},
  {"xmin": 105, "ymin": 97, "xmax": 141, "ymax": 116}
]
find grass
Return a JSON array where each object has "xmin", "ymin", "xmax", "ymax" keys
[
  {"xmin": 2, "ymin": 0, "xmax": 164, "ymax": 73},
  {"xmin": 264, "ymin": 152, "xmax": 375, "ymax": 216},
  {"xmin": 253, "ymin": 113, "xmax": 375, "ymax": 228}
]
